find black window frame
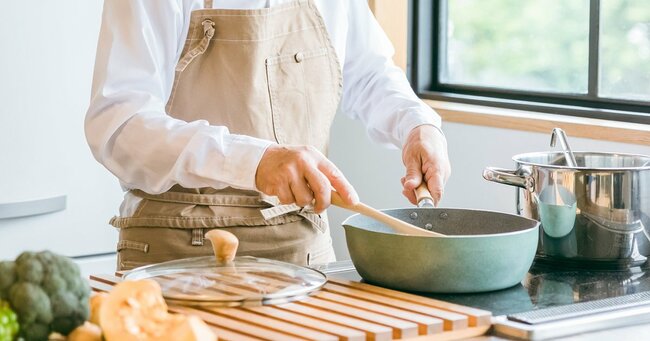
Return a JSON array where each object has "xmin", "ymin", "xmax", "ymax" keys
[{"xmin": 408, "ymin": 0, "xmax": 650, "ymax": 124}]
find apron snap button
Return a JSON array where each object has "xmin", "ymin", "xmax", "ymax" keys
[{"xmin": 294, "ymin": 52, "xmax": 304, "ymax": 63}]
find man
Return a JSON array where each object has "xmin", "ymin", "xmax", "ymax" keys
[{"xmin": 86, "ymin": 0, "xmax": 451, "ymax": 270}]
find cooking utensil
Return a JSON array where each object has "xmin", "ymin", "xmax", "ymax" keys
[
  {"xmin": 550, "ymin": 128, "xmax": 577, "ymax": 167},
  {"xmin": 539, "ymin": 128, "xmax": 578, "ymax": 238},
  {"xmin": 342, "ymin": 208, "xmax": 539, "ymax": 293},
  {"xmin": 330, "ymin": 190, "xmax": 445, "ymax": 237},
  {"xmin": 123, "ymin": 230, "xmax": 327, "ymax": 307},
  {"xmin": 484, "ymin": 151, "xmax": 650, "ymax": 269},
  {"xmin": 537, "ymin": 185, "xmax": 577, "ymax": 238},
  {"xmin": 415, "ymin": 183, "xmax": 436, "ymax": 208}
]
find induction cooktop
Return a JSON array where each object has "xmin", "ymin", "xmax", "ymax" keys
[{"xmin": 316, "ymin": 260, "xmax": 650, "ymax": 339}]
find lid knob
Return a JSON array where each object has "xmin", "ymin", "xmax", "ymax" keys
[{"xmin": 205, "ymin": 229, "xmax": 239, "ymax": 264}]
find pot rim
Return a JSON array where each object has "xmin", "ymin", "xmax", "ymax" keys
[
  {"xmin": 342, "ymin": 207, "xmax": 540, "ymax": 239},
  {"xmin": 512, "ymin": 151, "xmax": 650, "ymax": 171}
]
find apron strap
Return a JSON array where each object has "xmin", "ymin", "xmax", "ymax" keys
[
  {"xmin": 297, "ymin": 212, "xmax": 328, "ymax": 233},
  {"xmin": 260, "ymin": 203, "xmax": 327, "ymax": 233},
  {"xmin": 128, "ymin": 189, "xmax": 326, "ymax": 231},
  {"xmin": 175, "ymin": 19, "xmax": 215, "ymax": 72},
  {"xmin": 204, "ymin": 0, "xmax": 213, "ymax": 9},
  {"xmin": 130, "ymin": 189, "xmax": 267, "ymax": 207}
]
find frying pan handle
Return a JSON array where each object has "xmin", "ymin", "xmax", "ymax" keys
[
  {"xmin": 415, "ymin": 183, "xmax": 435, "ymax": 208},
  {"xmin": 483, "ymin": 167, "xmax": 535, "ymax": 192}
]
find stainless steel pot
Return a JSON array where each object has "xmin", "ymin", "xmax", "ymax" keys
[{"xmin": 484, "ymin": 151, "xmax": 650, "ymax": 268}]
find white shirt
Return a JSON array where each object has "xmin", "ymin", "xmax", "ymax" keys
[{"xmin": 85, "ymin": 0, "xmax": 441, "ymax": 195}]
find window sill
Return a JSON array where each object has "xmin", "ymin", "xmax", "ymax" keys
[{"xmin": 423, "ymin": 99, "xmax": 650, "ymax": 146}]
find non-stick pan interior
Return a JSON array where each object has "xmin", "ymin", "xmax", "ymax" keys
[{"xmin": 344, "ymin": 208, "xmax": 538, "ymax": 236}]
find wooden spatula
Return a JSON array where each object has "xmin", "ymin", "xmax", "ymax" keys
[{"xmin": 330, "ymin": 191, "xmax": 445, "ymax": 237}]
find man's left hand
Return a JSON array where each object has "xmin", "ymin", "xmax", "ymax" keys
[{"xmin": 401, "ymin": 125, "xmax": 451, "ymax": 206}]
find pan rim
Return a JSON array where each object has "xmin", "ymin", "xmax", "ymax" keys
[{"xmin": 341, "ymin": 207, "xmax": 540, "ymax": 239}]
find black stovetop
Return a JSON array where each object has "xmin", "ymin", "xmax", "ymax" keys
[{"xmin": 321, "ymin": 260, "xmax": 650, "ymax": 316}]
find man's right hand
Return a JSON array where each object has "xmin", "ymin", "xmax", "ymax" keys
[{"xmin": 255, "ymin": 145, "xmax": 359, "ymax": 213}]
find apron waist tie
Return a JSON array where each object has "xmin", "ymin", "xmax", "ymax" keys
[
  {"xmin": 130, "ymin": 189, "xmax": 267, "ymax": 207},
  {"xmin": 260, "ymin": 203, "xmax": 327, "ymax": 233},
  {"xmin": 117, "ymin": 189, "xmax": 327, "ymax": 233}
]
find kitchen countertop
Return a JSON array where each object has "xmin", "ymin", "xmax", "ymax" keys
[{"xmin": 322, "ymin": 260, "xmax": 650, "ymax": 340}]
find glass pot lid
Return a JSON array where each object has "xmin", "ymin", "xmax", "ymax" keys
[{"xmin": 123, "ymin": 230, "xmax": 327, "ymax": 307}]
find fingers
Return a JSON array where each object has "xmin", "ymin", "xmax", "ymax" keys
[
  {"xmin": 304, "ymin": 169, "xmax": 331, "ymax": 213},
  {"xmin": 318, "ymin": 159, "xmax": 359, "ymax": 206},
  {"xmin": 276, "ymin": 185, "xmax": 296, "ymax": 205},
  {"xmin": 290, "ymin": 178, "xmax": 314, "ymax": 207},
  {"xmin": 400, "ymin": 125, "xmax": 450, "ymax": 207},
  {"xmin": 422, "ymin": 163, "xmax": 445, "ymax": 206},
  {"xmin": 255, "ymin": 144, "xmax": 356, "ymax": 213},
  {"xmin": 401, "ymin": 177, "xmax": 418, "ymax": 205},
  {"xmin": 402, "ymin": 156, "xmax": 423, "ymax": 192}
]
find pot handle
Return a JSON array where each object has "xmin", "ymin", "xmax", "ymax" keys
[{"xmin": 483, "ymin": 167, "xmax": 535, "ymax": 192}]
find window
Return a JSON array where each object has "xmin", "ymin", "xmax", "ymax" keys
[{"xmin": 410, "ymin": 0, "xmax": 650, "ymax": 123}]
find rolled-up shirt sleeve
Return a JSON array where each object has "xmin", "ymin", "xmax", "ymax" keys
[
  {"xmin": 340, "ymin": 0, "xmax": 442, "ymax": 149},
  {"xmin": 85, "ymin": 0, "xmax": 271, "ymax": 194}
]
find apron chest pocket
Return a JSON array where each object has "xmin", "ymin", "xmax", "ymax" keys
[{"xmin": 265, "ymin": 48, "xmax": 337, "ymax": 148}]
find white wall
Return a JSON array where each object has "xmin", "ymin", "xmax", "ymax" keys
[
  {"xmin": 328, "ymin": 113, "xmax": 650, "ymax": 260},
  {"xmin": 0, "ymin": 1, "xmax": 122, "ymax": 260}
]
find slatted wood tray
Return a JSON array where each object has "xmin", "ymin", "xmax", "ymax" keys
[{"xmin": 90, "ymin": 274, "xmax": 491, "ymax": 340}]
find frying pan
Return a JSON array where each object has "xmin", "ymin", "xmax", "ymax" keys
[{"xmin": 341, "ymin": 186, "xmax": 540, "ymax": 293}]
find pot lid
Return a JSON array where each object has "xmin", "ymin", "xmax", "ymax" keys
[{"xmin": 123, "ymin": 230, "xmax": 326, "ymax": 307}]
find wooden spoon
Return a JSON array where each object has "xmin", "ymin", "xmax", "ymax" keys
[{"xmin": 330, "ymin": 191, "xmax": 445, "ymax": 237}]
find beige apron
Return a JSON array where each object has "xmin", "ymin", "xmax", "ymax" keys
[{"xmin": 110, "ymin": 0, "xmax": 342, "ymax": 270}]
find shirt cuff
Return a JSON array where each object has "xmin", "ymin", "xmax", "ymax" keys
[
  {"xmin": 397, "ymin": 107, "xmax": 443, "ymax": 148},
  {"xmin": 221, "ymin": 134, "xmax": 274, "ymax": 191}
]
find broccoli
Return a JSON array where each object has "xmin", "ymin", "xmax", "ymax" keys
[
  {"xmin": 0, "ymin": 300, "xmax": 19, "ymax": 341},
  {"xmin": 0, "ymin": 251, "xmax": 90, "ymax": 341}
]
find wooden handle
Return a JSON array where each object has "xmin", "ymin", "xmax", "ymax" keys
[
  {"xmin": 331, "ymin": 191, "xmax": 445, "ymax": 237},
  {"xmin": 330, "ymin": 190, "xmax": 354, "ymax": 209},
  {"xmin": 205, "ymin": 229, "xmax": 239, "ymax": 263},
  {"xmin": 415, "ymin": 183, "xmax": 435, "ymax": 206}
]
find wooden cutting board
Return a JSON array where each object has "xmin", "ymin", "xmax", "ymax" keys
[{"xmin": 89, "ymin": 274, "xmax": 491, "ymax": 341}]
